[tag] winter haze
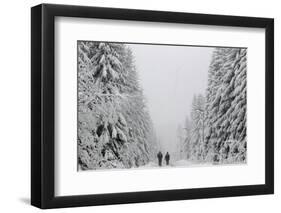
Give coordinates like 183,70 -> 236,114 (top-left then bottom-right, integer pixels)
129,44 -> 214,154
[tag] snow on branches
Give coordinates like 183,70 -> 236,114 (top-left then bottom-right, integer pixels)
180,48 -> 247,164
78,41 -> 158,170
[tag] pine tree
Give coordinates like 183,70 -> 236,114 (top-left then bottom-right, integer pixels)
177,124 -> 185,159
77,41 -> 158,170
183,116 -> 192,159
181,48 -> 247,165
204,48 -> 247,163
188,94 -> 206,161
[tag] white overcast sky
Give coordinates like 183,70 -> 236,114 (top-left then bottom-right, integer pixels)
128,44 -> 214,153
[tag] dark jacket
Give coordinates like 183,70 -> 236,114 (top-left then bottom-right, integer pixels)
157,152 -> 163,159
165,153 -> 170,161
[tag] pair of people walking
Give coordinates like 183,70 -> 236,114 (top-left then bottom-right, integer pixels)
157,151 -> 170,166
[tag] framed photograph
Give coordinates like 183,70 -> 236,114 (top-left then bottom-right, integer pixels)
31,3 -> 274,209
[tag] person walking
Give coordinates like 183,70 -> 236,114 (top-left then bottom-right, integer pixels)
157,151 -> 163,166
165,152 -> 170,165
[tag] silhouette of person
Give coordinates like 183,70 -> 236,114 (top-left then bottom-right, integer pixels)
165,152 -> 170,165
157,151 -> 163,166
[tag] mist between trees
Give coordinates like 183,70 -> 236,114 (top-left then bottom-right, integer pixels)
77,41 -> 247,171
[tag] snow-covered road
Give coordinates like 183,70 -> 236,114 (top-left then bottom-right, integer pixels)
139,160 -> 210,168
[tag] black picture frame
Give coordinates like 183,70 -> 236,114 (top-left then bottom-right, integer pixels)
31,3 -> 274,209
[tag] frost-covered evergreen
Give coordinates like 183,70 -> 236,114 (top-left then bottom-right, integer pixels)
180,48 -> 247,164
182,117 -> 192,159
78,41 -> 158,170
181,94 -> 206,162
204,48 -> 247,163
177,124 -> 185,160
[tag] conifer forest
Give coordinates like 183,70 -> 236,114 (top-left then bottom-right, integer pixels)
77,41 -> 247,171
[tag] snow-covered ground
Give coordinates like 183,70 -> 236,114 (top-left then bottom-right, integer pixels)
139,160 -> 211,169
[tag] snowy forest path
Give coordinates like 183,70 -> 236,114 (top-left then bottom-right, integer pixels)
138,160 -> 210,169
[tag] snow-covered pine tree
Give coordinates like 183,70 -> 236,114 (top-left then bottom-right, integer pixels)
184,94 -> 206,161
78,41 -> 127,169
78,41 -> 158,170
190,94 -> 206,161
204,48 -> 247,163
116,47 -> 158,167
182,116 -> 192,159
176,124 -> 185,160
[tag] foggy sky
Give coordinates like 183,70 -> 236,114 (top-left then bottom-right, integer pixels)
128,44 -> 214,153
